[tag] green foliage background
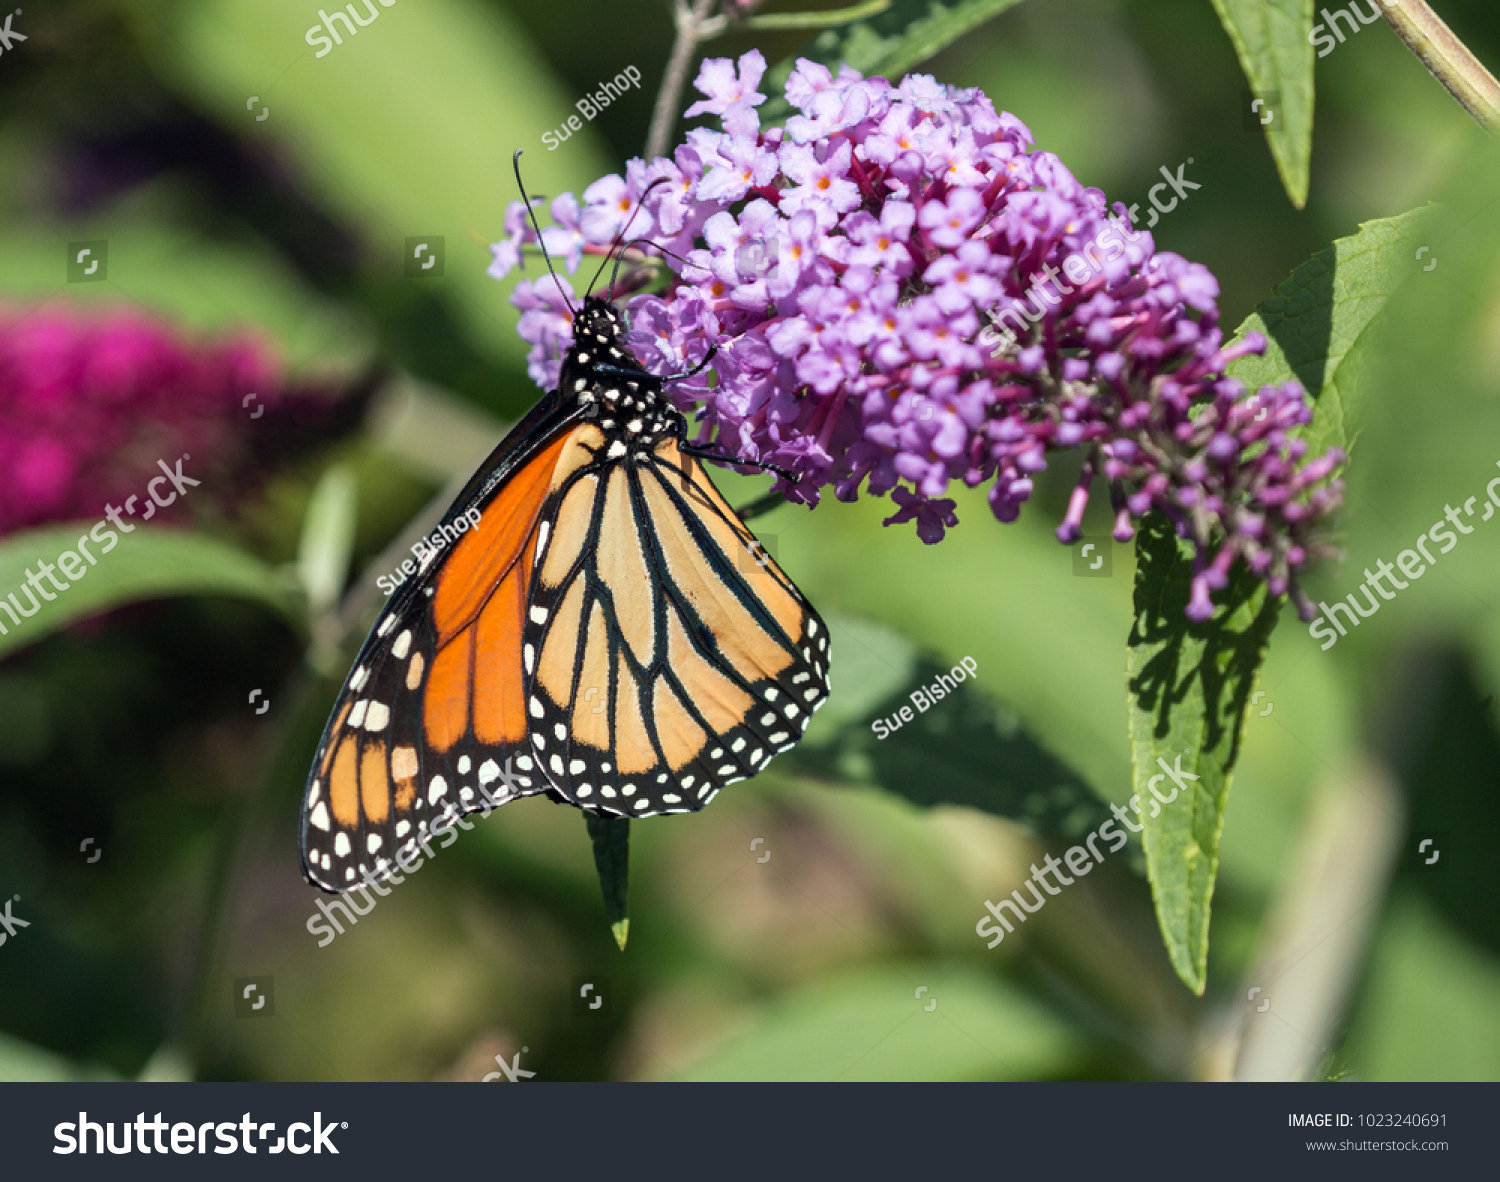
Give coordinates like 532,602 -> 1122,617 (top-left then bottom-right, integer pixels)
1,0 -> 1499,1081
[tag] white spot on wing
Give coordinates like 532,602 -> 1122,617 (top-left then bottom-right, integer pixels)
391,746 -> 418,780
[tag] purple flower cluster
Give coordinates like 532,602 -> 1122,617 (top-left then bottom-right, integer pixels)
489,53 -> 1343,619
0,304 -> 282,537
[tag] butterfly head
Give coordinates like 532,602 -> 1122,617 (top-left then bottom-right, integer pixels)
570,295 -> 629,358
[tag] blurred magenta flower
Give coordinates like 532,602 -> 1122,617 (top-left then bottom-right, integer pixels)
0,304 -> 283,537
489,53 -> 1344,620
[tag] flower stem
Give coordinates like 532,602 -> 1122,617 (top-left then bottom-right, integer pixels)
740,0 -> 892,31
1381,0 -> 1500,134
646,0 -> 720,161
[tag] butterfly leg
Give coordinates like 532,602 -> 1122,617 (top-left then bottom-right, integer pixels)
594,343 -> 717,386
675,433 -> 799,484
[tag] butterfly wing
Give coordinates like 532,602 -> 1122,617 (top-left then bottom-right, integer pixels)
302,309 -> 833,889
522,434 -> 831,816
300,395 -> 592,892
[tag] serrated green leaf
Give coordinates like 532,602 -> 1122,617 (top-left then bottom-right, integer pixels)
760,0 -> 1026,123
1127,514 -> 1282,993
1208,0 -> 1316,208
0,525 -> 299,659
1227,206 -> 1435,457
584,813 -> 630,950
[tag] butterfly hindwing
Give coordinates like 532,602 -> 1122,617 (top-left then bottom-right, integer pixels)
522,435 -> 830,816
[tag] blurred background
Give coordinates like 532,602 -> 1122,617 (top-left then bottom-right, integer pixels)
1,0 -> 1499,1082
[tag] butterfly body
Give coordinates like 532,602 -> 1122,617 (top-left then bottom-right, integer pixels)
300,295 -> 830,894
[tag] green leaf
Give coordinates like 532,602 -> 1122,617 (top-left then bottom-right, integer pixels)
0,225 -> 370,372
1226,206 -> 1435,456
297,463 -> 359,621
0,525 -> 299,660
1125,207 -> 1438,990
667,964 -> 1082,1081
1208,0 -> 1316,208
584,813 -> 630,950
790,615 -> 1130,856
710,477 -> 1135,814
1126,514 -> 1282,993
760,0 -> 1026,123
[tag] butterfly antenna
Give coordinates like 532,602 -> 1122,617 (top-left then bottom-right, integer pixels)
601,236 -> 704,302
512,149 -> 576,317
588,176 -> 675,300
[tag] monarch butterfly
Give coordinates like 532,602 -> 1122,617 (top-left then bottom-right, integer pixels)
299,161 -> 831,894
